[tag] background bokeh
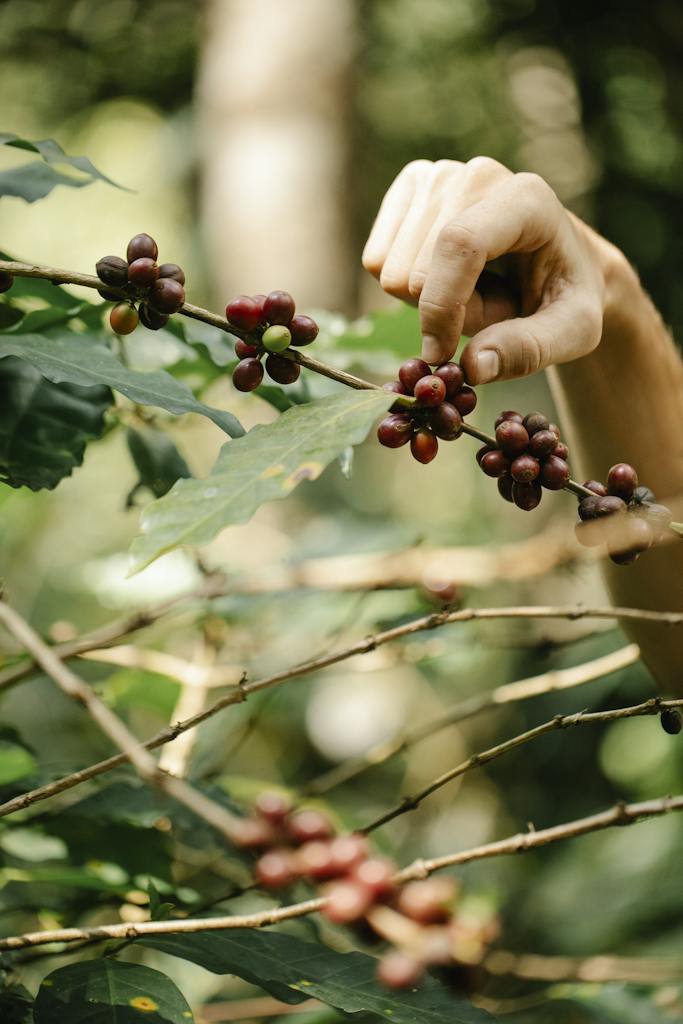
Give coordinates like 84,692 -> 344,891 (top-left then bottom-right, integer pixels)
1,1 -> 682,1020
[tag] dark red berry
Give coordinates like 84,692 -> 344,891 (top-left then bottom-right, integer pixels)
431,402 -> 463,440
399,358 -> 431,393
227,295 -> 262,332
547,422 -> 561,439
661,708 -> 682,735
452,386 -> 477,416
480,450 -> 510,478
96,255 -> 128,287
252,293 -> 267,319
322,880 -> 372,923
139,303 -> 169,331
554,442 -> 569,461
584,480 -> 608,497
266,353 -> 300,384
512,480 -> 542,510
595,495 -> 628,517
377,414 -> 413,448
376,951 -> 424,990
495,410 -> 523,428
607,463 -> 638,501
256,849 -> 297,888
382,380 -> 408,395
540,455 -> 570,490
351,857 -> 397,899
476,444 -> 494,465
578,496 -> 602,521
235,338 -> 260,359
289,314 -> 319,346
434,362 -> 465,398
495,420 -> 529,457
511,454 -> 540,483
264,290 -> 295,325
528,430 -> 559,459
522,411 -> 550,435
109,303 -> 139,335
150,278 -> 185,313
126,233 -> 158,262
287,809 -> 334,845
411,428 -> 438,464
233,357 -> 264,392
414,374 -> 447,407
158,262 -> 185,285
127,257 -> 159,288
255,791 -> 293,823
397,878 -> 456,924
497,475 -> 514,502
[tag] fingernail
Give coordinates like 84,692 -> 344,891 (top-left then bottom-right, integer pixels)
475,350 -> 500,383
421,335 -> 442,365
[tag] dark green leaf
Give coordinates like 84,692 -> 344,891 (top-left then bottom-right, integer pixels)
142,931 -> 492,1023
126,427 -> 192,501
0,333 -> 244,437
254,383 -> 295,412
0,356 -> 112,490
0,132 -> 127,190
129,390 -> 394,571
0,163 -> 94,203
0,304 -> 24,329
0,984 -> 33,1024
34,960 -> 193,1024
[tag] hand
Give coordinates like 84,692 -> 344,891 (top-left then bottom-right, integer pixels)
362,157 -> 612,381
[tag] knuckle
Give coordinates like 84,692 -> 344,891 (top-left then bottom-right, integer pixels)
379,266 -> 409,297
515,171 -> 555,206
408,271 -> 426,300
403,158 -> 433,180
437,221 -> 484,263
575,297 -> 603,346
466,155 -> 508,179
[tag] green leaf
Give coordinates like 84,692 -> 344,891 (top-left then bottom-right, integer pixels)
0,333 -> 244,437
126,427 -> 192,502
0,740 -> 37,784
34,960 -> 194,1024
0,132 -> 127,198
142,931 -> 492,1023
129,390 -> 394,571
0,304 -> 24,329
505,984 -> 679,1023
0,356 -> 112,490
337,305 -> 421,360
0,162 -> 92,203
0,984 -> 33,1024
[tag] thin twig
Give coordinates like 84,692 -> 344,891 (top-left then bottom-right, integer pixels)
483,948 -> 683,984
1,793 -> 681,951
305,643 -> 640,795
1,606 -> 681,820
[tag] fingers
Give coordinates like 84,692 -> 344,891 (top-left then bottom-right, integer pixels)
418,173 -> 564,363
362,161 -> 428,276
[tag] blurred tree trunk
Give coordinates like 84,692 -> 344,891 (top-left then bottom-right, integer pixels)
197,0 -> 356,312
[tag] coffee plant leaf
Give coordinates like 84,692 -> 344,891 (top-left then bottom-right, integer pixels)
0,356 -> 112,490
34,960 -> 194,1024
0,132 -> 127,196
126,426 -> 192,502
0,740 -> 37,786
0,983 -> 33,1024
142,930 -> 494,1023
0,332 -> 245,437
504,984 -> 678,1023
129,389 -> 395,571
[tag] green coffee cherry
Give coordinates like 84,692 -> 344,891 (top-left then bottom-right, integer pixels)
262,325 -> 291,353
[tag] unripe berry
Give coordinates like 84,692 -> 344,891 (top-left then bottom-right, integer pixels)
452,386 -> 477,416
495,420 -> 529,457
495,410 -> 523,428
584,480 -> 608,497
522,411 -> 550,435
396,878 -> 456,924
289,314 -> 319,346
139,303 -> 169,331
157,262 -> 185,285
109,303 -> 139,335
527,430 -> 559,459
414,374 -> 447,407
287,809 -> 334,845
540,455 -> 570,490
480,450 -> 510,478
127,257 -> 159,288
434,362 -> 465,398
264,290 -> 295,325
497,475 -> 514,502
377,414 -> 413,449
399,358 -> 431,393
512,480 -> 542,511
150,278 -> 185,313
376,951 -> 424,990
126,233 -> 158,262
510,454 -> 540,483
255,849 -> 297,889
266,353 -> 300,384
262,325 -> 292,353
255,790 -> 293,824
661,708 -> 682,735
96,255 -> 128,288
607,463 -> 638,501
227,295 -> 262,332
411,428 -> 438,464
351,856 -> 397,899
430,402 -> 463,440
233,357 -> 264,392
235,339 -> 260,360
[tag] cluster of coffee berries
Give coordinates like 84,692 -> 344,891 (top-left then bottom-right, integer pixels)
575,466 -> 672,565
377,358 -> 475,464
96,234 -> 186,336
226,291 -> 319,392
0,270 -> 14,294
235,790 -> 498,989
476,410 -> 570,511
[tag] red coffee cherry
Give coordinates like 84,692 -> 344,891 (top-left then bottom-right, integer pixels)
227,295 -> 262,332
296,840 -> 339,880
157,262 -> 185,285
522,411 -> 550,435
494,410 -> 523,427
527,429 -> 559,459
511,454 -> 540,483
452,386 -> 477,416
322,880 -> 373,923
252,293 -> 267,319
480,450 -> 510,478
431,402 -> 463,440
414,374 -> 447,407
495,420 -> 529,457
127,257 -> 159,288
233,357 -> 264,392
476,444 -> 494,465
376,951 -> 424,990
584,480 -> 608,496
127,233 -> 158,262
255,790 -> 293,824
434,362 -> 465,398
351,856 -> 397,899
411,428 -> 438,464
139,303 -> 169,331
328,834 -> 370,875
512,480 -> 542,510
554,442 -> 569,461
263,290 -> 295,325
547,422 -> 561,439
287,809 -> 334,845
383,380 -> 408,395
96,255 -> 128,288
607,463 -> 638,501
233,816 -> 276,849
497,475 -> 514,502
109,303 -> 139,335
396,878 -> 456,924
289,314 -> 319,346
255,849 -> 297,889
540,455 -> 570,490
594,495 -> 627,517
377,413 -> 413,448
265,353 -> 300,384
578,496 -> 602,521
150,278 -> 185,313
235,339 -> 260,359
399,358 -> 431,393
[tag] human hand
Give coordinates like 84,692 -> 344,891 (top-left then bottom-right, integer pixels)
362,158 -> 614,382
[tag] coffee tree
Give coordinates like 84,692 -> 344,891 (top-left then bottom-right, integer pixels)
1,134 -> 682,1023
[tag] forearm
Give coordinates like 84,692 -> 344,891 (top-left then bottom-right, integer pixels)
549,230 -> 683,693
